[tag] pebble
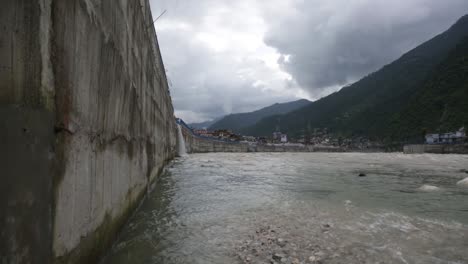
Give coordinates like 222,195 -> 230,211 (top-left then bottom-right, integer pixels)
273,253 -> 285,260
277,238 -> 287,247
236,225 -> 333,264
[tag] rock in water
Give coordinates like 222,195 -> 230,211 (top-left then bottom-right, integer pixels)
358,173 -> 366,177
457,177 -> 468,187
417,184 -> 441,191
273,253 -> 285,261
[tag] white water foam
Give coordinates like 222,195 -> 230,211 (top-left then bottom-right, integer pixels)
177,124 -> 187,156
417,184 -> 441,192
457,177 -> 468,187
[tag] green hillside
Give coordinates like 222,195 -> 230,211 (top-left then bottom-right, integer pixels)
387,37 -> 468,142
242,15 -> 468,144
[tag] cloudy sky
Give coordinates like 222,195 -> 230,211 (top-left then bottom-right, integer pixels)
149,0 -> 468,123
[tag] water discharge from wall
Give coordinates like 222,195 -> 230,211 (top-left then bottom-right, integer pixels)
177,124 -> 187,156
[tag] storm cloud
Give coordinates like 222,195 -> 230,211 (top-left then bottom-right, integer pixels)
265,0 -> 468,95
150,0 -> 468,122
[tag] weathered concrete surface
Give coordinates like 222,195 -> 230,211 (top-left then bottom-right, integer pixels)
183,133 -> 249,153
1,1 -> 55,263
1,0 -> 177,263
404,144 -> 468,154
1,107 -> 55,264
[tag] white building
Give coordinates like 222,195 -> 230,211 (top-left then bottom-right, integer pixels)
425,134 -> 439,144
273,131 -> 282,140
425,127 -> 466,144
280,134 -> 288,143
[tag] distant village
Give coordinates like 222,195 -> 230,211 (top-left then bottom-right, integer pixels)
188,123 -> 467,149
188,124 -> 384,150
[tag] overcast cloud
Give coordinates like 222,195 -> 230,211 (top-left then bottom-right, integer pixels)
150,0 -> 468,123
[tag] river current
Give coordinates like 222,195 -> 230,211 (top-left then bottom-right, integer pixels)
103,153 -> 468,264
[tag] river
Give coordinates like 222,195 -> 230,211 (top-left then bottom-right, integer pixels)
102,153 -> 468,264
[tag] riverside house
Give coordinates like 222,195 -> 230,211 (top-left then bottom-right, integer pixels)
425,127 -> 466,144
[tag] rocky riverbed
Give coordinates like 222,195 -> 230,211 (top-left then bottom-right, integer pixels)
233,205 -> 468,264
235,224 -> 337,264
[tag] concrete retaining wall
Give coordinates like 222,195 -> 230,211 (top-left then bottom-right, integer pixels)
404,144 -> 468,154
185,136 -> 250,153
180,128 -> 247,153
1,1 -> 177,263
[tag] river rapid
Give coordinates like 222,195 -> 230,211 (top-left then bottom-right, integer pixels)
103,153 -> 468,264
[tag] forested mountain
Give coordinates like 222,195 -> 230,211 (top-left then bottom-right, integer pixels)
209,99 -> 311,133
386,36 -> 468,142
242,15 -> 468,143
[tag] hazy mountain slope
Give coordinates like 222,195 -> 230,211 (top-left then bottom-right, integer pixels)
243,15 -> 468,141
209,99 -> 311,133
189,116 -> 224,129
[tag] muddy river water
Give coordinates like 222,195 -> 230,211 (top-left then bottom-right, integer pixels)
103,153 -> 468,264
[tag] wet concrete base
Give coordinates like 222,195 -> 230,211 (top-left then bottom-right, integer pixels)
0,106 -> 54,264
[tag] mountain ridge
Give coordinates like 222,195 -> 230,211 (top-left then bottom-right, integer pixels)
189,116 -> 224,129
209,99 -> 311,133
242,14 -> 468,143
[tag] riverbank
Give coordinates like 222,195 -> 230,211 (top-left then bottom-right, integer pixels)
177,122 -> 391,153
180,123 -> 468,154
404,144 -> 468,154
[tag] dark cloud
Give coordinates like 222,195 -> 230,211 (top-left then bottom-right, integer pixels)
150,0 -> 468,122
151,0 -> 303,122
264,0 -> 468,95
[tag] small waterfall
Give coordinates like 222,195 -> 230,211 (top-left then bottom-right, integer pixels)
177,124 -> 187,156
